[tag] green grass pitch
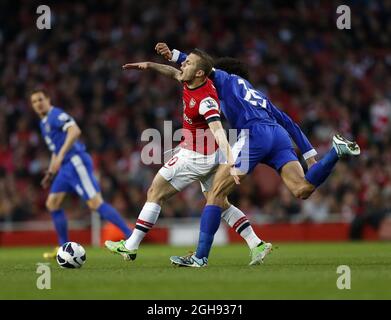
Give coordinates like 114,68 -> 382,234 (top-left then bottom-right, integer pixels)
0,243 -> 390,299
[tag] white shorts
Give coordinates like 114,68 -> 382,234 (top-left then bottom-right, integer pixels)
159,148 -> 219,192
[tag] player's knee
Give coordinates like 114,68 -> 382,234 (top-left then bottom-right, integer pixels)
147,185 -> 157,200
206,191 -> 226,207
87,196 -> 103,211
292,184 -> 314,200
210,180 -> 225,198
147,186 -> 165,205
46,197 -> 61,211
302,182 -> 315,199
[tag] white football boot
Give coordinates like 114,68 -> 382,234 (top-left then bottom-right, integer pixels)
332,134 -> 360,157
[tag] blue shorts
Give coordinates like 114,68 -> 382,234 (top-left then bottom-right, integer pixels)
50,152 -> 101,201
232,124 -> 298,174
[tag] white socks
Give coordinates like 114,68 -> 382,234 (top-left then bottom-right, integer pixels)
221,205 -> 262,249
125,203 -> 261,251
125,202 -> 161,250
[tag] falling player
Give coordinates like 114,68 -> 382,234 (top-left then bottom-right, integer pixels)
105,49 -> 243,261
156,43 -> 361,267
30,89 -> 132,258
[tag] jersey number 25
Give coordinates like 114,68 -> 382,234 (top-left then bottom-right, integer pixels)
238,79 -> 267,109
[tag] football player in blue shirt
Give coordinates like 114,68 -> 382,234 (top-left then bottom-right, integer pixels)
30,89 -> 132,258
156,43 -> 360,267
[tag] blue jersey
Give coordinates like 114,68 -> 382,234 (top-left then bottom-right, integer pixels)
39,107 -> 86,163
172,50 -> 316,160
213,70 -> 278,128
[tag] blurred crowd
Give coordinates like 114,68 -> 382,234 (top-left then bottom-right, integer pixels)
1,0 -> 390,225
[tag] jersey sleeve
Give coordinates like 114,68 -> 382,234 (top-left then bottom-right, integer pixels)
268,102 -> 317,159
51,109 -> 76,132
170,49 -> 187,65
199,97 -> 220,121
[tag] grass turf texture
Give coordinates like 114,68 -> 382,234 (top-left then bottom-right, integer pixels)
0,243 -> 390,299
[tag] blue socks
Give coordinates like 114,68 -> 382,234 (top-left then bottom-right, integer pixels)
195,205 -> 222,259
305,148 -> 339,187
51,203 -> 132,246
51,210 -> 68,245
97,202 -> 132,238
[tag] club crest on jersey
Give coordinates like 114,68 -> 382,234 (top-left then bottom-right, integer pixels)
189,98 -> 196,108
45,123 -> 51,133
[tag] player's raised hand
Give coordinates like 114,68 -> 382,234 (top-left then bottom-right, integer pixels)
122,62 -> 149,70
155,42 -> 172,60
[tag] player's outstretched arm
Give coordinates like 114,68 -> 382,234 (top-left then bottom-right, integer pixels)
122,62 -> 181,81
208,120 -> 240,185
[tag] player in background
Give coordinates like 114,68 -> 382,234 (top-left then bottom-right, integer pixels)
105,49 -> 244,261
30,89 -> 132,258
156,43 -> 360,267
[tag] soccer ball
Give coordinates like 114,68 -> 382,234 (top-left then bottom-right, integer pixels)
56,242 -> 86,269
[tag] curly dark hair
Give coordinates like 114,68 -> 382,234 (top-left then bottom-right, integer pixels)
214,57 -> 250,81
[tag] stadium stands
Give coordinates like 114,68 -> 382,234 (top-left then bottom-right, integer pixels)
0,0 -> 390,228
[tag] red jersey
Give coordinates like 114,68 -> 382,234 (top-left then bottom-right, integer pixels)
181,78 -> 221,155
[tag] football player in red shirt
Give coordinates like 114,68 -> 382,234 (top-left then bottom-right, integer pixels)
105,49 -> 245,261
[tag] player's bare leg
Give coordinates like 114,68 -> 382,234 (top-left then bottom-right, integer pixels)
86,193 -> 104,210
171,165 -> 272,267
105,173 -> 178,260
206,165 -> 264,255
144,173 -> 179,206
206,193 -> 266,262
206,165 -> 244,207
44,192 -> 67,259
281,134 -> 360,200
206,165 -> 272,265
280,161 -> 315,200
203,190 -> 264,246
